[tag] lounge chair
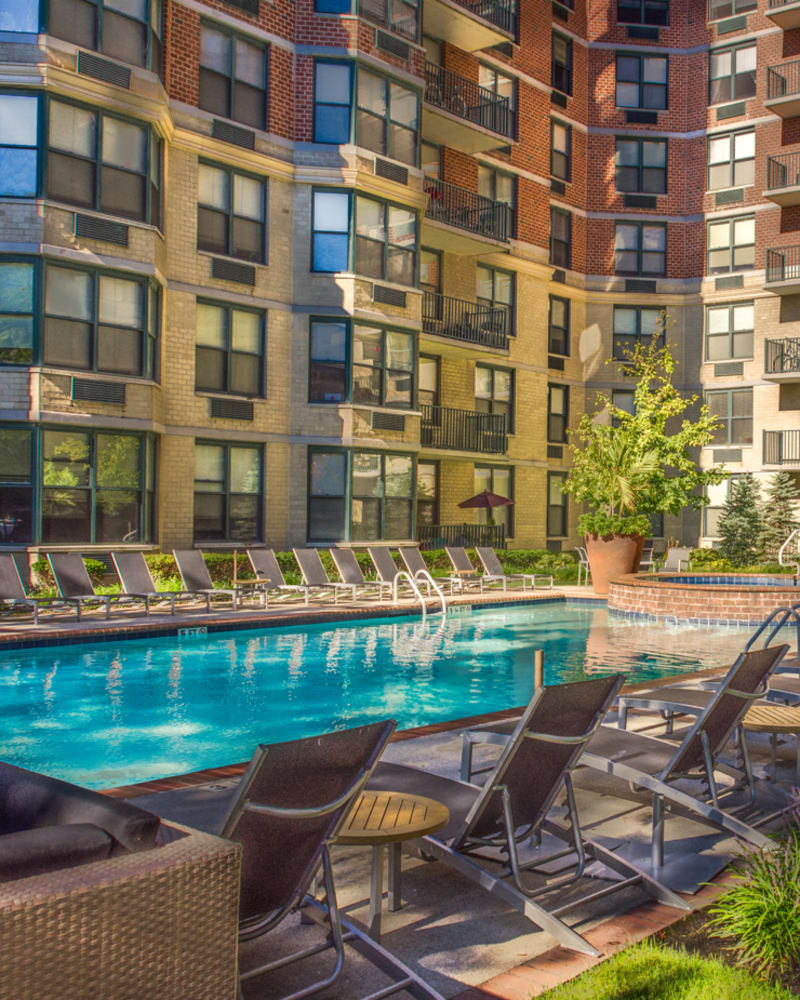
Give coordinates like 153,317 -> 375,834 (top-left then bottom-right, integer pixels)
446,546 -> 497,591
660,546 -> 692,572
367,547 -> 402,588
398,546 -> 456,597
0,553 -> 65,625
293,548 -> 358,604
476,547 -> 553,590
47,552 -> 146,620
330,548 -> 394,601
461,644 -> 790,884
172,550 -> 238,611
128,721 -> 443,999
111,551 -> 192,615
245,548 -> 314,605
366,674 -> 687,957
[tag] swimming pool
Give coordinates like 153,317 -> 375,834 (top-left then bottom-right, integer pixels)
0,603 -> 752,789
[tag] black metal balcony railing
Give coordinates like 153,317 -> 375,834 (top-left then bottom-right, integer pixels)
424,62 -> 515,139
767,60 -> 800,100
421,403 -> 507,453
766,245 -> 800,283
765,337 -> 800,374
424,177 -> 510,242
451,0 -> 517,33
416,522 -> 506,549
766,151 -> 800,190
764,429 -> 800,465
422,291 -> 509,349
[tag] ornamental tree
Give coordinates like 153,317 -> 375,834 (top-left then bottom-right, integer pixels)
718,473 -> 763,566
760,471 -> 800,561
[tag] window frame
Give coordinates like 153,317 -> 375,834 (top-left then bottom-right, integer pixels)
612,305 -> 665,359
45,0 -> 163,73
193,439 -> 264,543
547,382 -> 569,443
547,470 -> 568,538
476,264 -> 515,338
416,458 -> 439,530
548,295 -> 570,357
706,214 -> 755,274
0,255 -> 39,367
706,128 -> 755,192
552,32 -> 573,96
477,163 -> 516,237
615,52 -> 668,110
550,206 -> 571,269
617,0 -> 669,25
708,42 -> 756,106
199,20 -> 269,132
613,220 -> 667,277
704,301 -> 754,362
550,118 -> 571,182
0,423 -> 35,547
357,0 -> 420,42
705,388 -> 753,447
312,59 -> 353,145
355,65 -> 420,166
197,159 -> 267,264
474,464 -> 514,538
708,0 -> 756,20
194,298 -> 266,398
614,136 -> 667,194
475,363 -> 514,433
0,91 -> 41,198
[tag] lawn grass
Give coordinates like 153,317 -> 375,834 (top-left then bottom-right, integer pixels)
540,940 -> 795,1000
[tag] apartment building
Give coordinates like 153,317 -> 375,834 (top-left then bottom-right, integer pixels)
0,0 -> 797,560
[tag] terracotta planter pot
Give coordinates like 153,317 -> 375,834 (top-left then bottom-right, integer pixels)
585,532 -> 643,595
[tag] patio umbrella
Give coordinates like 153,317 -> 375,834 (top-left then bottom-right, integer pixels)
458,490 -> 514,526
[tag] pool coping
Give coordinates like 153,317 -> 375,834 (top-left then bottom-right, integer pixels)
613,571 -> 800,593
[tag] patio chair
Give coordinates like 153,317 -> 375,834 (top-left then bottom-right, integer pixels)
365,674 -> 687,957
461,644 -> 790,882
639,547 -> 656,572
47,552 -> 146,621
111,552 -> 197,615
293,548 -> 358,604
245,548 -> 315,606
574,546 -> 591,587
446,546 -> 496,591
660,546 -> 692,572
129,722 -> 444,999
0,553 -> 66,625
398,546 -> 457,597
172,550 -> 238,611
329,548 -> 394,602
367,547 -> 402,587
476,547 -> 554,590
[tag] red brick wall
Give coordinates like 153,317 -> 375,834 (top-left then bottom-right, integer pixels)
609,575 -> 794,623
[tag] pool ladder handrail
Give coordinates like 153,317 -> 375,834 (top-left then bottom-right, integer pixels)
392,570 -> 427,621
778,528 -> 800,578
411,569 -> 447,616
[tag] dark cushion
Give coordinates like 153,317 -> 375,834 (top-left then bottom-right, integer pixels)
0,823 -> 113,882
0,761 -> 160,854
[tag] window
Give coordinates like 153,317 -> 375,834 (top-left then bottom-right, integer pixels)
314,62 -> 352,144
552,33 -> 572,95
355,196 -> 416,285
41,429 -> 155,543
420,248 -> 441,295
352,325 -> 415,408
0,94 -> 38,197
615,137 -> 667,194
614,222 -> 666,276
312,190 -> 350,272
419,355 -> 439,407
47,0 -> 162,71
359,0 -> 419,41
478,165 -> 516,235
0,426 -> 34,545
548,295 -> 570,356
611,389 -> 635,426
475,465 -> 513,537
550,207 -> 571,268
0,2 -> 38,31
316,0 -> 350,10
0,260 -> 35,365
194,441 -> 263,542
709,0 -> 755,19
198,162 -> 266,263
706,388 -> 753,445
479,64 -> 516,111
551,120 -> 571,181
196,301 -> 265,396
308,450 -> 347,541
309,319 -> 347,403
416,460 -> 438,529
615,54 -> 668,110
48,100 -> 161,223
352,452 -> 413,540
547,383 -> 569,442
703,478 -> 731,537
42,263 -> 159,377
707,130 -> 754,190
706,302 -> 753,361
477,265 -> 514,337
709,44 -> 756,105
613,306 -> 664,358
356,69 -> 419,165
420,141 -> 441,178
547,471 -> 567,537
199,24 -> 268,130
475,365 -> 513,430
707,216 -> 754,273
618,0 -> 668,24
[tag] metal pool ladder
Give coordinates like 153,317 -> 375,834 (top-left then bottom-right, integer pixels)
779,529 -> 800,578
392,571 -> 447,618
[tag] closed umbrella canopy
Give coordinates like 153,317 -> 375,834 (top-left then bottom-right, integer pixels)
458,490 -> 514,510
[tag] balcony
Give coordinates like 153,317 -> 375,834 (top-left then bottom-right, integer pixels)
764,429 -> 800,465
765,60 -> 800,117
423,63 -> 515,154
423,177 -> 511,253
766,0 -> 800,28
421,404 -> 508,454
765,245 -> 800,293
423,0 -> 515,52
764,152 -> 800,205
417,522 -> 506,549
422,291 -> 509,351
765,337 -> 800,379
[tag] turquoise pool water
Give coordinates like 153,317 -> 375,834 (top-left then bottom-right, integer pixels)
0,604 -> 752,789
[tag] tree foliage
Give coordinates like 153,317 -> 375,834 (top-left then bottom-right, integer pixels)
717,474 -> 763,566
760,472 -> 800,561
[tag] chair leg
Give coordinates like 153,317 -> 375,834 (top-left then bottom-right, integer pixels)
651,793 -> 665,870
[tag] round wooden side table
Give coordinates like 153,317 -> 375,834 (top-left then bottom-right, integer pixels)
743,703 -> 800,781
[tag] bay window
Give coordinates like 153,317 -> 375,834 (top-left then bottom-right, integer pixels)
0,94 -> 38,197
47,0 -> 163,72
357,69 -> 418,165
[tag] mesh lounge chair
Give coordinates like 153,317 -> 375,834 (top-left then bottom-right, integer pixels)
476,547 -> 553,590
462,645 -> 790,884
366,674 -> 687,957
0,553 -> 71,625
660,546 -> 692,572
245,548 -> 315,605
293,548 -> 358,604
446,546 -> 497,591
330,549 -> 394,602
129,722 -> 443,1000
111,552 -> 188,615
48,552 -> 147,621
398,546 -> 457,597
367,547 -> 402,587
173,550 -> 238,611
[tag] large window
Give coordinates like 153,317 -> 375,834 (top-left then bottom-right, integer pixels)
614,222 -> 666,276
706,388 -> 753,446
0,426 -> 34,545
475,365 -> 513,430
709,43 -> 756,105
41,428 -> 155,543
615,137 -> 667,194
709,0 -> 755,19
618,0 -> 668,24
193,441 -> 263,542
475,465 -> 512,537
311,191 -> 350,272
707,216 -> 754,273
707,129 -> 754,191
547,471 -> 567,537
308,450 -> 347,542
0,94 -> 38,197
550,207 -> 571,268
195,301 -> 265,396
552,33 -> 572,96
613,306 -> 663,358
547,383 -> 569,443
416,460 -> 438,529
199,24 -> 268,130
48,99 -> 162,223
198,162 -> 266,263
356,68 -> 419,165
548,295 -> 570,356
477,265 -> 514,338
309,319 -> 347,403
615,54 -> 668,110
705,302 -> 753,361
313,62 -> 352,143
47,0 -> 162,71
551,119 -> 571,181
0,260 -> 36,365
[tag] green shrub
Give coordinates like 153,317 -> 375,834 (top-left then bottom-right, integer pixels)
689,548 -> 734,572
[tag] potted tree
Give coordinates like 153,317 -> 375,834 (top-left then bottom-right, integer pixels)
564,341 -> 726,594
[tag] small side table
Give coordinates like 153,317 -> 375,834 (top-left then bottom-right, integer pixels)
743,703 -> 800,781
335,790 -> 449,939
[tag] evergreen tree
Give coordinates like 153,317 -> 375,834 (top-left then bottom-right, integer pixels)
760,472 -> 800,561
718,474 -> 763,567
